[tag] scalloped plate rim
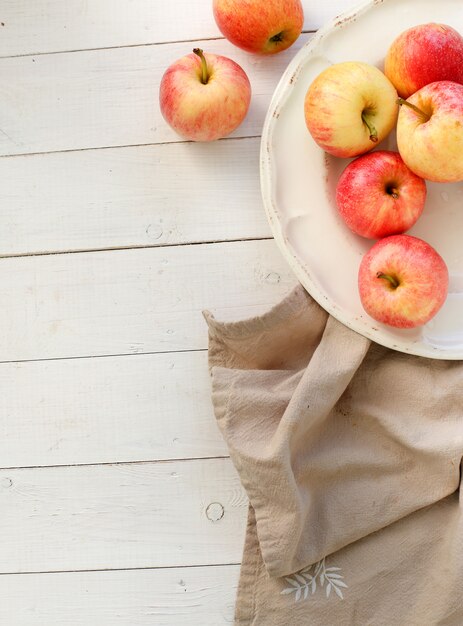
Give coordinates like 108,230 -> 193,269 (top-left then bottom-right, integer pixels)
260,0 -> 463,360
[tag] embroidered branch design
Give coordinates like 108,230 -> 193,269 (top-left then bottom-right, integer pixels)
281,557 -> 348,601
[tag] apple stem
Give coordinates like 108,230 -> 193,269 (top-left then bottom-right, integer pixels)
377,272 -> 400,289
361,112 -> 378,143
387,187 -> 399,199
193,48 -> 209,85
397,98 -> 430,122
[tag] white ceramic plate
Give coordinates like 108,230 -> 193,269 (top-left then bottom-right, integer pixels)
261,0 -> 463,359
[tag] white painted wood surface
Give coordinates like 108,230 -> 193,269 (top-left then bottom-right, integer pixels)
0,0 -> 351,623
0,138 -> 269,255
0,240 -> 294,362
0,351 -> 228,467
0,566 -> 240,625
0,459 -> 247,573
0,36 -> 310,156
0,0 -> 354,56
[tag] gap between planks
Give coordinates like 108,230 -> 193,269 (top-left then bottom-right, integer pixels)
0,30 -> 316,61
0,133 -> 261,160
0,346 -> 205,366
0,455 -> 231,473
0,236 -> 272,261
0,562 -> 241,577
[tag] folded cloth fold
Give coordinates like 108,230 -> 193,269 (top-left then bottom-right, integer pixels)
204,285 -> 463,625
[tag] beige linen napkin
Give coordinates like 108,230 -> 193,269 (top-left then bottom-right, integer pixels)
204,285 -> 463,625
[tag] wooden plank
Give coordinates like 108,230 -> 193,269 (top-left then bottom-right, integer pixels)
0,459 -> 247,572
0,565 -> 239,626
0,240 -> 295,362
0,351 -> 229,468
0,35 -> 311,156
0,138 -> 269,256
0,0 -> 356,57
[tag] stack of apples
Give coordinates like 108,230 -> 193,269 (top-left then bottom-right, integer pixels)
305,23 -> 463,329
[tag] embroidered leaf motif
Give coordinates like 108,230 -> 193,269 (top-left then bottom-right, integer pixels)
314,561 -> 323,577
280,557 -> 347,603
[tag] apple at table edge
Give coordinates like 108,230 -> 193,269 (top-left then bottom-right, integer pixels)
213,0 -> 304,54
159,48 -> 251,142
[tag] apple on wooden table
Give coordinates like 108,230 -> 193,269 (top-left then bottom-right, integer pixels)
304,62 -> 398,158
159,48 -> 251,142
213,0 -> 304,54
336,151 -> 427,239
385,23 -> 463,99
396,81 -> 463,182
358,235 -> 449,329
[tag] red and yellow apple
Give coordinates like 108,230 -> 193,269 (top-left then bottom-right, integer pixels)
159,48 -> 251,142
385,23 -> 463,99
358,235 -> 449,328
304,62 -> 398,158
396,80 -> 463,182
336,151 -> 426,239
213,0 -> 303,54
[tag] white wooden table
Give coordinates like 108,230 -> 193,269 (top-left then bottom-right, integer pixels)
0,1 -> 353,623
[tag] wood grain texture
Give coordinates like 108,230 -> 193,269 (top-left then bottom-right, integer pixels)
0,565 -> 239,625
0,0 -> 356,57
0,239 -> 295,362
0,35 -> 311,156
0,138 -> 268,256
0,458 -> 247,573
0,351 -> 228,468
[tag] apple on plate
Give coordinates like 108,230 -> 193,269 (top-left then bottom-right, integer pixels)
213,0 -> 303,54
304,62 -> 398,158
358,234 -> 449,328
336,151 -> 427,239
385,23 -> 463,99
159,48 -> 251,142
396,80 -> 463,182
